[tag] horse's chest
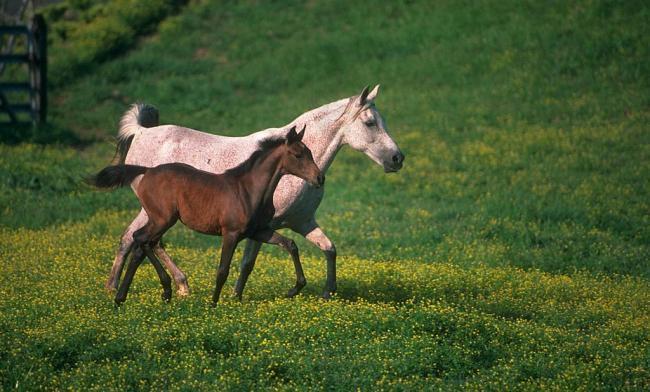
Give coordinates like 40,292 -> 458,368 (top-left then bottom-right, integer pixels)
271,185 -> 324,228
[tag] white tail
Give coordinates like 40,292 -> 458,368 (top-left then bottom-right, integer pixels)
117,103 -> 159,142
115,103 -> 159,164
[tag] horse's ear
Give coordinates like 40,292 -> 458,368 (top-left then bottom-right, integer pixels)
357,85 -> 370,106
366,84 -> 380,102
297,124 -> 306,141
286,126 -> 298,144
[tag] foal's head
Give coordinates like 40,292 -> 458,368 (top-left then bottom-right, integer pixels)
280,125 -> 324,188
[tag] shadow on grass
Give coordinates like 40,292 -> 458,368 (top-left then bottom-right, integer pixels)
0,122 -> 89,146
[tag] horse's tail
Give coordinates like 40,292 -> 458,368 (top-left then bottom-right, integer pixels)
115,103 -> 159,164
86,165 -> 149,190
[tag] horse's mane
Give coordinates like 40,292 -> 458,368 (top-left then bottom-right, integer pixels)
223,136 -> 286,177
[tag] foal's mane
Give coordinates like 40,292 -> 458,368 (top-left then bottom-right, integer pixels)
223,136 -> 286,177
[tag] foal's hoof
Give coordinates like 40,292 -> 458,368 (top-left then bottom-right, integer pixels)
287,284 -> 305,298
161,291 -> 172,303
322,291 -> 336,300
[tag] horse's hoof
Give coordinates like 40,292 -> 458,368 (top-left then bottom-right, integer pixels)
176,285 -> 190,297
287,287 -> 301,298
322,291 -> 336,300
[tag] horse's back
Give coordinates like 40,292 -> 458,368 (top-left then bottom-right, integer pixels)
126,125 -> 261,173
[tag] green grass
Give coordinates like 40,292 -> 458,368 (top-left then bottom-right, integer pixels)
1,0 -> 649,389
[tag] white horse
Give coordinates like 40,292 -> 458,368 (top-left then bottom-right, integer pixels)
108,85 -> 404,299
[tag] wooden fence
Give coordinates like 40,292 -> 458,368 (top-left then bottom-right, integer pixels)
0,14 -> 47,125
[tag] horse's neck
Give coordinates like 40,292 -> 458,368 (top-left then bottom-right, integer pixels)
239,148 -> 284,210
290,98 -> 349,173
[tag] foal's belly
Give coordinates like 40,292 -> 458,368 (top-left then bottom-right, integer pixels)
179,215 -> 223,236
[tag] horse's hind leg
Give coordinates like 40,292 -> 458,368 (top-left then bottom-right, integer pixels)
251,229 -> 306,298
106,208 -> 148,292
154,241 -> 190,296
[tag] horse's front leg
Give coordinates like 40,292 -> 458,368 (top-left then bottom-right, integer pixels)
212,232 -> 239,306
251,228 -> 306,298
295,220 -> 337,299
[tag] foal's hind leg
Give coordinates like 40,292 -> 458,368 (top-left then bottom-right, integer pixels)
142,242 -> 173,302
133,219 -> 175,302
107,208 -> 190,296
251,229 -> 306,298
106,208 -> 147,292
115,246 -> 145,305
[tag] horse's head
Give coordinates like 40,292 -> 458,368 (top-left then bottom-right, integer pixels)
339,85 -> 404,173
281,125 -> 325,188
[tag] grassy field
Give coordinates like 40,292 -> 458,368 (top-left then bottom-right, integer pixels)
1,0 -> 649,389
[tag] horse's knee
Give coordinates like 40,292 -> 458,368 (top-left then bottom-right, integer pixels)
283,239 -> 298,255
323,243 -> 336,259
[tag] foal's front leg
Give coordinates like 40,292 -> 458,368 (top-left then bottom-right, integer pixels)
212,232 -> 240,306
250,228 -> 306,298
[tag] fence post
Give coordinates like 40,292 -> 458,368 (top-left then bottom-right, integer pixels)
30,14 -> 46,124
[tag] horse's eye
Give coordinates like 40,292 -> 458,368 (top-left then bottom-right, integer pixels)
365,119 -> 376,127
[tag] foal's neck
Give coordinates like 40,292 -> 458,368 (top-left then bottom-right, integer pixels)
238,147 -> 285,209
290,98 -> 348,173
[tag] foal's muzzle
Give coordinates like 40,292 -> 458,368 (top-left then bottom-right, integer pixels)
316,173 -> 326,188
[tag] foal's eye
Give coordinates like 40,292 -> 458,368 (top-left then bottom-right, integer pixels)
294,153 -> 303,159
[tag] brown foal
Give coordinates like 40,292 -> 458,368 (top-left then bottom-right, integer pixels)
89,126 -> 324,305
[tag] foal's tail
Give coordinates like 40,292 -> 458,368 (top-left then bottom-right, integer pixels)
114,103 -> 159,164
86,165 -> 149,190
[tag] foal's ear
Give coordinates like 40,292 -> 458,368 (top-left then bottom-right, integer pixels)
286,125 -> 298,144
296,124 -> 306,141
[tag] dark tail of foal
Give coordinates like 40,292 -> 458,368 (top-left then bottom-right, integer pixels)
87,165 -> 148,189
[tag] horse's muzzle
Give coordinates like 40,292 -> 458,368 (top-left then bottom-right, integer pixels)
385,152 -> 405,172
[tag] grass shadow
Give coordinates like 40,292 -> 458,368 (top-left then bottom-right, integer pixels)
0,122 -> 88,146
